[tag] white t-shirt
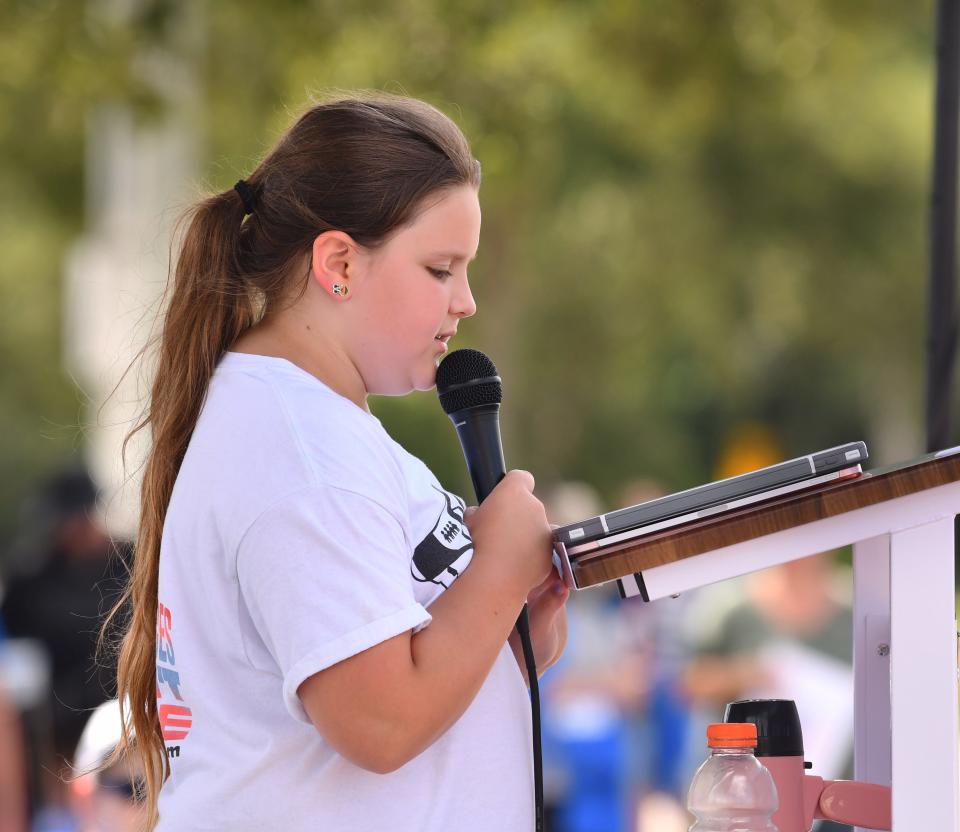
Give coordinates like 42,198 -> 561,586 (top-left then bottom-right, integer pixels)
155,351 -> 533,831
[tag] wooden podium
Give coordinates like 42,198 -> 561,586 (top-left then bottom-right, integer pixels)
558,451 -> 960,831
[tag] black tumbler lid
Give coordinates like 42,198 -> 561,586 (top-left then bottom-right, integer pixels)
723,699 -> 804,758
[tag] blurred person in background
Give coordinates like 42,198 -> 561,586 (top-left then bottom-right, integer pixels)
0,463 -> 132,823
678,555 -> 854,832
68,699 -> 144,832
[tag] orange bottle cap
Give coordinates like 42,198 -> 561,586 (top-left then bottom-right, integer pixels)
707,722 -> 758,748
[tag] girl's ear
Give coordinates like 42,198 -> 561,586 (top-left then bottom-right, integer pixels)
310,231 -> 358,297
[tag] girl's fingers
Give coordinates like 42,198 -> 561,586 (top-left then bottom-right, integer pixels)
530,574 -> 568,609
527,573 -> 558,604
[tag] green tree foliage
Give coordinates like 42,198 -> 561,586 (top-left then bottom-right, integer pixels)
0,0 -> 938,551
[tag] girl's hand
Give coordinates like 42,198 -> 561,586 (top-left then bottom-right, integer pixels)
466,505 -> 569,684
518,570 -> 569,673
461,473 -> 555,598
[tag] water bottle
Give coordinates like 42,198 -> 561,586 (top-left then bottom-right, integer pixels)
687,722 -> 779,832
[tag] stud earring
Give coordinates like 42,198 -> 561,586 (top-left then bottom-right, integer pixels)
332,283 -> 349,297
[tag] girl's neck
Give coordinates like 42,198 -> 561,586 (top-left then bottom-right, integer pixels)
231,319 -> 371,414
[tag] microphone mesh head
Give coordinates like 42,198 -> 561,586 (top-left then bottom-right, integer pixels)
436,348 -> 502,414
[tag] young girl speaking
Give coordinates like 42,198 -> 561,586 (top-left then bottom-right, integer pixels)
106,92 -> 569,830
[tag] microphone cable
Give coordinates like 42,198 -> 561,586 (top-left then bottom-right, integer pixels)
515,605 -> 544,832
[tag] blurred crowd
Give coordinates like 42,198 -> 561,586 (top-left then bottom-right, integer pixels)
0,454 -> 854,832
0,461 -> 141,832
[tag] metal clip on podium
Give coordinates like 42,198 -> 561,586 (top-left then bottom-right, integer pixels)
556,451 -> 960,831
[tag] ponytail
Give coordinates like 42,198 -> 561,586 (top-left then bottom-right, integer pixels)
98,186 -> 255,829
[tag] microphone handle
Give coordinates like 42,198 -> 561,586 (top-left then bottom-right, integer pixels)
448,404 -> 506,502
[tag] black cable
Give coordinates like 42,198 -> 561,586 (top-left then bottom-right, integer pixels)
515,606 -> 543,832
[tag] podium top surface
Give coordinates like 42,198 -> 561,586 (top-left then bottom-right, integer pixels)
571,449 -> 960,589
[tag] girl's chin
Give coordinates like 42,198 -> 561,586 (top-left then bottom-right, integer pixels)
423,357 -> 444,389
373,354 -> 441,396
409,346 -> 448,393
418,366 -> 439,392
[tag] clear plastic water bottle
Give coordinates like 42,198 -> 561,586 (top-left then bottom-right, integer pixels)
687,722 -> 779,832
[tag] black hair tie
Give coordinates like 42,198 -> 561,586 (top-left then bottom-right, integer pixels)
234,179 -> 256,215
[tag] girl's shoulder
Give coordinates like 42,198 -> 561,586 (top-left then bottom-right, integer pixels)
209,351 -> 406,492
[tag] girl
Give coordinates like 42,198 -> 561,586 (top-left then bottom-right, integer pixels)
104,92 -> 569,830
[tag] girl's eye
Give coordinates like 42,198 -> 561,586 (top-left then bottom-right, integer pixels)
428,267 -> 453,280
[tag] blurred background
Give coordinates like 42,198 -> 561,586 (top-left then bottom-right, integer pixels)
0,0 -> 952,830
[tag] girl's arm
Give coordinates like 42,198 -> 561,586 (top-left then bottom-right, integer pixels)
299,469 -> 553,774
298,545 -> 530,774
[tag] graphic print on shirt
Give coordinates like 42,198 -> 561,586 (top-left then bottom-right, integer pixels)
156,601 -> 192,761
411,486 -> 473,589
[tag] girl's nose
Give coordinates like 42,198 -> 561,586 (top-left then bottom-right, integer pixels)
453,277 -> 477,319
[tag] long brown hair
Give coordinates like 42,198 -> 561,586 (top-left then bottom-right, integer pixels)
99,91 -> 481,829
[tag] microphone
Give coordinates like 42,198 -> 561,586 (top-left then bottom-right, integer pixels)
435,348 -> 506,502
435,347 -> 545,832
